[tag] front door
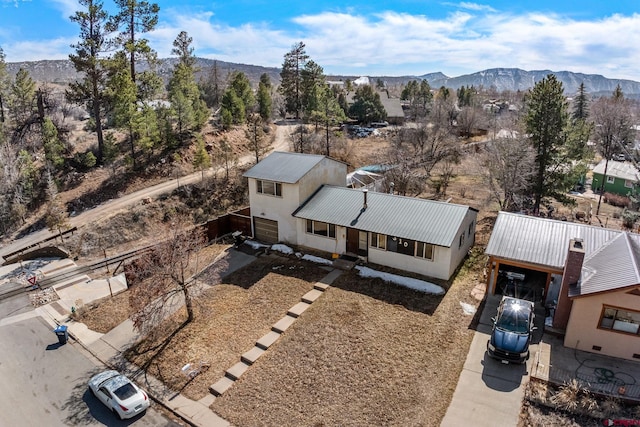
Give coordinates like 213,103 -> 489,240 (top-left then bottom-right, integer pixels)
346,228 -> 359,254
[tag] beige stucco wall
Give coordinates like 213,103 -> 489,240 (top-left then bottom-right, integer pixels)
295,224 -> 347,255
248,180 -> 299,243
368,244 -> 451,280
565,289 -> 640,361
297,158 -> 347,203
447,210 -> 478,278
248,157 -> 346,244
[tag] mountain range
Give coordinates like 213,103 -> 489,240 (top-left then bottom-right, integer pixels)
6,58 -> 640,97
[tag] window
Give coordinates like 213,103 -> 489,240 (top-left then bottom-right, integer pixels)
256,180 -> 282,197
416,242 -> 434,260
459,233 -> 465,248
625,180 -> 634,189
370,232 -> 386,249
468,221 -> 474,237
606,176 -> 615,184
386,236 -> 415,256
599,306 -> 640,335
305,220 -> 336,238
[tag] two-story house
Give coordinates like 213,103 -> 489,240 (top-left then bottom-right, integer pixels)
243,152 -> 478,281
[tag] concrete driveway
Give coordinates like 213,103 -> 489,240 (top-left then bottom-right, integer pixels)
441,294 -> 546,427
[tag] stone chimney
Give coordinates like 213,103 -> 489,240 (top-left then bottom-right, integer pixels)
553,238 -> 585,330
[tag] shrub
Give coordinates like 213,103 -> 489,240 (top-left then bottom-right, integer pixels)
603,192 -> 630,208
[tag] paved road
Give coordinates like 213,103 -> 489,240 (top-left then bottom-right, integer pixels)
0,296 -> 177,427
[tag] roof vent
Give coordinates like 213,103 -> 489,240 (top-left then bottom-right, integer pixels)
362,189 -> 368,210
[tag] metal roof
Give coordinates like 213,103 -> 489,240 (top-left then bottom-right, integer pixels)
243,152 -> 329,184
592,159 -> 639,181
293,186 -> 476,247
570,232 -> 640,297
485,212 -> 623,270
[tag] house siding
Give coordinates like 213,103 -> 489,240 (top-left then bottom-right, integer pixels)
592,172 -> 634,197
565,290 -> 640,361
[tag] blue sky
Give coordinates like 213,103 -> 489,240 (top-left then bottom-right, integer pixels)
1,0 -> 639,80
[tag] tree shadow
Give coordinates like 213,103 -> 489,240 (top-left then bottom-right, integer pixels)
329,268 -> 445,316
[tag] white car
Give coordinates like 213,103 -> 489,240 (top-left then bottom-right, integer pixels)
88,370 -> 150,420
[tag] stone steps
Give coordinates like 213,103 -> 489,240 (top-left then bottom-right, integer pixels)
208,267 -> 343,397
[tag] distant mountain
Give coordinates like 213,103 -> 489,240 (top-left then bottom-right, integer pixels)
420,68 -> 640,97
6,59 -> 640,96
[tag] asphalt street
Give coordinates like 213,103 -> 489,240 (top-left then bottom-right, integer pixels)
0,294 -> 178,427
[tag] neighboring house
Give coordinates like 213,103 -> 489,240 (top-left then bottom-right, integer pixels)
591,159 -> 639,197
243,152 -> 347,244
485,211 -> 640,361
244,152 -> 478,281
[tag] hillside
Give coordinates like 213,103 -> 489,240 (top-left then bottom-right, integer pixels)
7,59 -> 640,96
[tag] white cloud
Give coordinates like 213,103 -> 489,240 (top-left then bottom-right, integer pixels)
3,6 -> 640,81
48,0 -> 78,19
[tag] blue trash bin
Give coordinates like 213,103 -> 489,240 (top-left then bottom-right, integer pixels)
54,325 -> 68,345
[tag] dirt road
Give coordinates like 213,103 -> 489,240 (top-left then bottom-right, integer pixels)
0,122 -> 298,260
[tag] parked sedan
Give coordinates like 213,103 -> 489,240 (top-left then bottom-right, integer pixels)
88,370 -> 150,420
487,296 -> 535,364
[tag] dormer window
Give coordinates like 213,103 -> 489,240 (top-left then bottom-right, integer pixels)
257,180 -> 282,197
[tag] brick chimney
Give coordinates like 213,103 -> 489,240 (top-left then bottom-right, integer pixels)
553,238 -> 585,329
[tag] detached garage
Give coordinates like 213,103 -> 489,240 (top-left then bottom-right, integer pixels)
253,217 -> 279,244
485,212 -> 621,306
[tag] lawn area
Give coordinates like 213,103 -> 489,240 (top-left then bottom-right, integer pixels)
77,246 -> 485,426
124,254 -> 330,401
210,253 -> 483,426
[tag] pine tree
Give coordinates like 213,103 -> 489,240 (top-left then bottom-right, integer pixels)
572,82 -> 589,121
524,74 -> 583,212
349,85 -> 387,123
67,0 -> 110,164
110,0 -> 159,83
279,42 -> 308,119
257,73 -> 272,122
192,136 -> 211,181
42,118 -> 65,170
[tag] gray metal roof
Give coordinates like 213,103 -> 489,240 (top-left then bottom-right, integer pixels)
485,212 -> 623,270
243,152 -> 328,183
570,232 -> 640,297
592,159 -> 639,181
293,186 -> 476,247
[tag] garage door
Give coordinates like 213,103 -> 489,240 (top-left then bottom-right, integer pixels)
254,217 -> 279,243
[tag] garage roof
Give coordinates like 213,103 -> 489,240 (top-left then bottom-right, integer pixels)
243,152 -> 332,184
293,185 -> 477,247
485,212 -> 622,270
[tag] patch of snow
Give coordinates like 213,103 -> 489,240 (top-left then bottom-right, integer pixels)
301,254 -> 333,266
271,244 -> 294,255
355,266 -> 445,295
245,240 -> 269,250
460,301 -> 476,315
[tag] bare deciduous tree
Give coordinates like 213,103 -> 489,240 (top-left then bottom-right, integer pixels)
484,136 -> 536,211
128,221 -> 207,334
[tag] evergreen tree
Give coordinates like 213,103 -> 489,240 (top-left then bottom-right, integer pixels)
257,73 -> 272,122
349,85 -> 387,123
572,82 -> 589,121
106,54 -> 139,168
110,0 -> 159,83
10,68 -> 37,126
0,48 -> 10,124
42,118 -> 65,170
199,60 -> 222,108
220,71 -> 254,125
524,74 -> 585,212
301,60 -> 325,119
279,42 -> 308,119
67,0 -> 110,164
192,135 -> 211,180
